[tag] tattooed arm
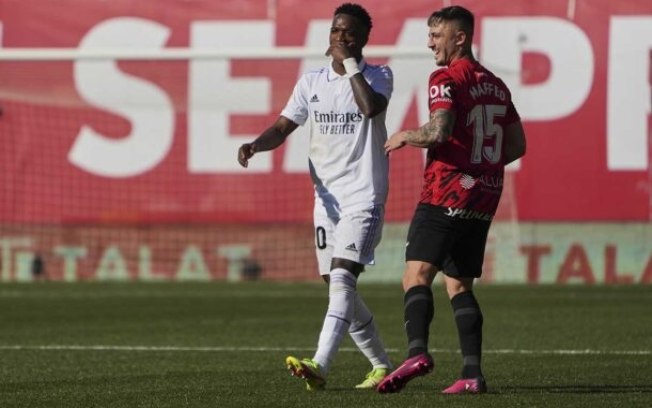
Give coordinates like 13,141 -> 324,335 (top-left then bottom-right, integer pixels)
385,108 -> 455,153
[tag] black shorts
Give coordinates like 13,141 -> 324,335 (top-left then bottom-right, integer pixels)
405,203 -> 491,278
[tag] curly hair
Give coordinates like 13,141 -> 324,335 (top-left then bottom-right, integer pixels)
334,3 -> 373,34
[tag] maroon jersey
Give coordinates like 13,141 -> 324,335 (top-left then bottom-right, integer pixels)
421,58 -> 520,217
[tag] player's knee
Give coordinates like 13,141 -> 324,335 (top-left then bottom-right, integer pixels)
329,268 -> 357,295
445,277 -> 474,299
402,262 -> 437,291
331,257 -> 363,276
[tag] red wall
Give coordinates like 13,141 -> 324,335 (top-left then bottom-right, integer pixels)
1,0 -> 650,223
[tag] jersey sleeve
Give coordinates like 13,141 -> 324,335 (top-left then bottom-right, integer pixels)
368,65 -> 393,101
428,70 -> 455,112
497,77 -> 520,125
280,74 -> 310,126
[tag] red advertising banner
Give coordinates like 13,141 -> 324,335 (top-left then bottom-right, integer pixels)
1,0 -> 651,223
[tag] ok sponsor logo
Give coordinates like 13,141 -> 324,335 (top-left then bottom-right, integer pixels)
429,84 -> 452,99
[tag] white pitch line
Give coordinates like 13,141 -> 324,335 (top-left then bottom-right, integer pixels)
0,345 -> 649,356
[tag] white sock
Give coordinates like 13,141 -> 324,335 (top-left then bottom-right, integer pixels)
313,268 -> 357,375
349,292 -> 392,370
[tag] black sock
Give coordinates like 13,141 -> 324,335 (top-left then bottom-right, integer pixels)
451,291 -> 483,378
404,285 -> 434,358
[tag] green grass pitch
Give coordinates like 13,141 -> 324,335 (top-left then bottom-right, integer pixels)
1,282 -> 650,407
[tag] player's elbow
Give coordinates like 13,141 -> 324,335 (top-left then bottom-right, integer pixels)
423,134 -> 447,149
359,94 -> 388,118
513,138 -> 526,159
503,139 -> 526,165
504,121 -> 526,162
360,105 -> 384,118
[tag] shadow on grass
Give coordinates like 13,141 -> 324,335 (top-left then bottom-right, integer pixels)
498,384 -> 652,394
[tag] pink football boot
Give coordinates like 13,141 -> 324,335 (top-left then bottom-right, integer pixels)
376,353 -> 434,393
442,377 -> 487,394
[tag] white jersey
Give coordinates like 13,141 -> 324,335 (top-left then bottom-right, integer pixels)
281,59 -> 393,212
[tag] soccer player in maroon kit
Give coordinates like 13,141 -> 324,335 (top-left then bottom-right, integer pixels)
377,6 -> 526,394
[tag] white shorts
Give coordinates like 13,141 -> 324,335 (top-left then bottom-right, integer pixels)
313,202 -> 385,276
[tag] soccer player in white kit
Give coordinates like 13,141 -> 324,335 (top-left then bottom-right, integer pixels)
237,3 -> 393,391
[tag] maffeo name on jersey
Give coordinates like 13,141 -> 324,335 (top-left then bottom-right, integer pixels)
469,82 -> 506,101
313,111 -> 363,135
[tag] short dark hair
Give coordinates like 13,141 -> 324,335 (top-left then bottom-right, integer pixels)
334,3 -> 373,34
428,5 -> 474,37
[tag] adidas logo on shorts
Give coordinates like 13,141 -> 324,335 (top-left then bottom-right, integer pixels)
310,94 -> 320,103
345,243 -> 358,252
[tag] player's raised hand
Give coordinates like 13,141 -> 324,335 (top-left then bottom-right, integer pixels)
384,131 -> 407,154
325,41 -> 352,63
238,143 -> 257,168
